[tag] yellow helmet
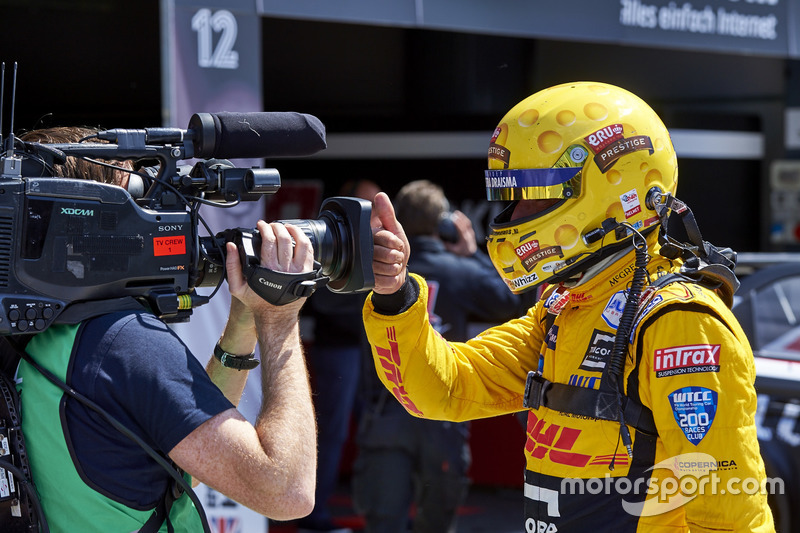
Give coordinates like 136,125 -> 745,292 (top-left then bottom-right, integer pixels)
485,82 -> 678,293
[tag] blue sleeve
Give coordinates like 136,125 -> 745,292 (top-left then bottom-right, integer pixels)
77,311 -> 235,453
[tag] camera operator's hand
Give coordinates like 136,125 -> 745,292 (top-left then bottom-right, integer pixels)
443,210 -> 478,257
226,220 -> 315,316
371,192 -> 410,295
213,219 -> 315,380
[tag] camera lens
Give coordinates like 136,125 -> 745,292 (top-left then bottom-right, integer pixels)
277,197 -> 374,292
194,197 -> 374,294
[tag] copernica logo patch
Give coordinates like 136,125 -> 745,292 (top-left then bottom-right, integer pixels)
653,344 -> 721,378
668,386 -> 718,445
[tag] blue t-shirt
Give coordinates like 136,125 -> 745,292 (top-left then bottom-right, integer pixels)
64,311 -> 234,510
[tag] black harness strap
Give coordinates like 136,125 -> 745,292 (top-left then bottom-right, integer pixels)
139,478 -> 182,533
138,497 -> 169,533
524,371 -> 658,435
523,272 -> 699,437
0,335 -> 45,533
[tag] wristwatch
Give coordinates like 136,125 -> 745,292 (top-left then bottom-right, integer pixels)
213,344 -> 260,370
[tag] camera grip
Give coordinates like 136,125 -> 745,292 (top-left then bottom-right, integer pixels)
243,264 -> 328,306
221,227 -> 328,305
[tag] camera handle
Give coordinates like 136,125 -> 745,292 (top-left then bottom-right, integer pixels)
229,229 -> 329,305
242,262 -> 329,306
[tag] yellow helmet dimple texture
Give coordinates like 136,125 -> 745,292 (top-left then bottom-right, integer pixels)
486,82 -> 678,293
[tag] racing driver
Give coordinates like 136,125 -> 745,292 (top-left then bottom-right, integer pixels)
364,81 -> 775,532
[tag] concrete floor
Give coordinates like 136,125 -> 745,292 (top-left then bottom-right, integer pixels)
269,483 -> 525,533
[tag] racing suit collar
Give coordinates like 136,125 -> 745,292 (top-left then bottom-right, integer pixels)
560,237 -> 678,304
562,245 -> 634,289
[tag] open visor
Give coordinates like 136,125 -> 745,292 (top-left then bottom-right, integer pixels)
484,167 -> 583,201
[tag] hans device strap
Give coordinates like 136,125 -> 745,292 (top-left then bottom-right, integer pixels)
213,344 -> 259,370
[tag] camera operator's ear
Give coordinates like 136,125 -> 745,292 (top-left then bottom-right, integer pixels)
126,174 -> 145,198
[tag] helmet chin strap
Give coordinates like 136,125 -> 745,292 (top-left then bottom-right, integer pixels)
550,220 -> 655,287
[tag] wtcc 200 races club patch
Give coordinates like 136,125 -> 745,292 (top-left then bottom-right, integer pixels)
668,386 -> 718,445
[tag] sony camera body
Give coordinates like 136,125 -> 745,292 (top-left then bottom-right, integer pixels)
0,111 -> 374,335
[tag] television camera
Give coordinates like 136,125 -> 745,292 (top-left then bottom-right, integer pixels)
0,107 -> 374,336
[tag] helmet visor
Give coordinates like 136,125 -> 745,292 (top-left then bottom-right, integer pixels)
485,143 -> 587,201
484,167 -> 582,201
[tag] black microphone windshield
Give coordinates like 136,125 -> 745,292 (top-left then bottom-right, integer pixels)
188,111 -> 326,160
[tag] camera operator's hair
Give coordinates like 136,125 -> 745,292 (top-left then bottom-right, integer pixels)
20,126 -> 131,186
394,180 -> 447,237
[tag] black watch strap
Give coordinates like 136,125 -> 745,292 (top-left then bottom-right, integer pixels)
213,344 -> 260,370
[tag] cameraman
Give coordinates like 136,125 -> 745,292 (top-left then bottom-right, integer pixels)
12,127 -> 317,531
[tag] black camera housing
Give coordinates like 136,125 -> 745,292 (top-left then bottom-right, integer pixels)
0,113 -> 374,335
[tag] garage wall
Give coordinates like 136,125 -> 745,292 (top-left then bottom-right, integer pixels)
1,2 -> 795,251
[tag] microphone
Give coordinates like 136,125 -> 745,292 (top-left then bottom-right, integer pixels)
187,111 -> 327,160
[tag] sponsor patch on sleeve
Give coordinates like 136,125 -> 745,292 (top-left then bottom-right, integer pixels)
668,386 -> 717,445
654,344 -> 721,378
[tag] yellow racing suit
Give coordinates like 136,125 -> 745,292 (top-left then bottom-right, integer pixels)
363,248 -> 775,532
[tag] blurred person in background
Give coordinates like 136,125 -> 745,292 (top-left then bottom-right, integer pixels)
296,179 -> 381,533
353,179 -> 533,533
